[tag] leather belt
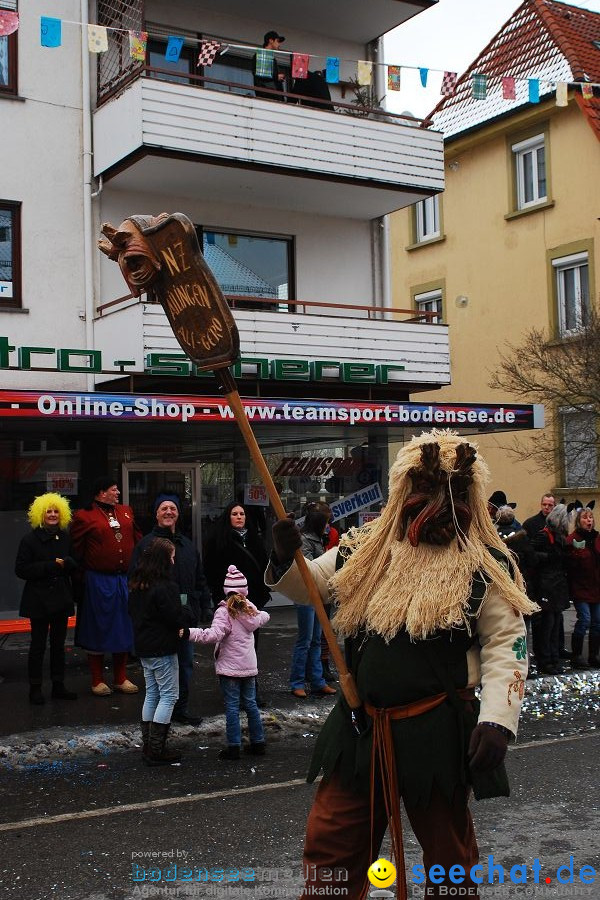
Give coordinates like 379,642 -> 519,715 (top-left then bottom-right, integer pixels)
365,687 -> 475,721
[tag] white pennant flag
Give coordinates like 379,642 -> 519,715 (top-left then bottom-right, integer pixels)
555,82 -> 568,107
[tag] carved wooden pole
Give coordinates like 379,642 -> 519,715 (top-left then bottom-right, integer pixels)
99,212 -> 361,711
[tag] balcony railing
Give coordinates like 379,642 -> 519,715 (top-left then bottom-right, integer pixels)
96,292 -> 439,324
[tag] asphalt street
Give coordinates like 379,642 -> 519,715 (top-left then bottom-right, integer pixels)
0,607 -> 598,900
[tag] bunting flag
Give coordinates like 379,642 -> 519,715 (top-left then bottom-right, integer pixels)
528,78 -> 540,103
129,31 -> 148,62
555,82 -> 568,106
165,36 -> 184,64
254,48 -> 273,78
419,68 -> 429,87
472,74 -> 487,100
502,76 -> 516,100
357,60 -> 373,86
40,16 -> 62,48
387,66 -> 401,91
88,24 -> 108,54
325,57 -> 340,84
441,71 -> 457,96
0,10 -> 18,35
196,39 -> 220,68
581,83 -> 593,100
291,53 -> 309,79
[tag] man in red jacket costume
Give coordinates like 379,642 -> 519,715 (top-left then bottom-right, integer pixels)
71,476 -> 142,695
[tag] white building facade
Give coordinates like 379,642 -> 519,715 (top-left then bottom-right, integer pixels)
1,0 -> 451,614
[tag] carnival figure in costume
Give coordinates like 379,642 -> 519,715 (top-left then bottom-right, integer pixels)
267,431 -> 538,900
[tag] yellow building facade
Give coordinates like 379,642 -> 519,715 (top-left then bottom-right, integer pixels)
391,22 -> 600,519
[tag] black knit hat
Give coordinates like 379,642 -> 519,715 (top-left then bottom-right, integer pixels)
153,493 -> 182,517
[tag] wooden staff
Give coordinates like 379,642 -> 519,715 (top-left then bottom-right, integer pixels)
99,212 -> 361,711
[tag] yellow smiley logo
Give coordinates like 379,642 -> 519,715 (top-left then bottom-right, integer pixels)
367,858 -> 397,888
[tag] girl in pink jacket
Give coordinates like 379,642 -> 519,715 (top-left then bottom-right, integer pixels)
188,565 -> 270,759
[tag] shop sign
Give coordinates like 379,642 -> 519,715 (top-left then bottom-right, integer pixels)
244,484 -> 269,507
329,484 -> 384,523
46,471 -> 78,495
0,390 -> 544,430
0,337 -> 405,384
359,511 -> 381,526
273,456 -> 361,478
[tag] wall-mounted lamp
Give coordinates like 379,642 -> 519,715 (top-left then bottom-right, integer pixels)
455,295 -> 469,308
448,161 -> 460,171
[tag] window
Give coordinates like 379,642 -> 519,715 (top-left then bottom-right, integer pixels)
562,409 -> 597,488
0,1 -> 18,95
414,288 -> 442,323
147,39 -> 196,85
415,195 -> 440,242
197,228 -> 293,311
512,134 -> 546,209
553,252 -> 589,336
0,201 -> 20,307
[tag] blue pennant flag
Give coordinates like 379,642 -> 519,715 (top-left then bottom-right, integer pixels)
326,57 -> 340,84
40,16 -> 62,48
419,68 -> 429,88
528,79 -> 540,103
165,36 -> 184,63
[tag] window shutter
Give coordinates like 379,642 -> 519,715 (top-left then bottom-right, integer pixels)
0,1 -> 18,12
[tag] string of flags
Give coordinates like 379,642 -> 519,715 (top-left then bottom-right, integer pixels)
19,13 -> 600,104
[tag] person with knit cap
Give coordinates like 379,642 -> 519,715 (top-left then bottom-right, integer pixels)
185,565 -> 270,759
267,430 -> 538,900
71,476 -> 142,695
15,492 -> 78,704
129,492 -> 212,725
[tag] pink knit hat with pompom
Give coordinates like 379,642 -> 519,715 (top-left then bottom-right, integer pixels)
224,565 -> 248,596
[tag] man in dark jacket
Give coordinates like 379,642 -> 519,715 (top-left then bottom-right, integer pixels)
129,494 -> 212,726
522,493 -> 555,538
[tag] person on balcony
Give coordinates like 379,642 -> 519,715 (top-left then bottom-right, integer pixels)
253,31 -> 286,101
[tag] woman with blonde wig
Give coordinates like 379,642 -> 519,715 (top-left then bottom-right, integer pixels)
15,493 -> 78,704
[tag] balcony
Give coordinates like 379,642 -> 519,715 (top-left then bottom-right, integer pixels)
94,296 -> 450,391
92,71 -> 444,220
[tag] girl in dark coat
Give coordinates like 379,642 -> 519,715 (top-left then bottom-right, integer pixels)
531,504 -> 571,675
565,507 -> 600,668
15,492 -> 78,704
203,502 -> 271,609
128,538 -> 193,766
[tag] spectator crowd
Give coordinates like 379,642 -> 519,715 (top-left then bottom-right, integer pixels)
13,478 -> 600,764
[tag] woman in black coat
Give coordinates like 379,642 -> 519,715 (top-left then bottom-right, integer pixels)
15,492 -> 78,704
531,504 -> 571,676
203,502 -> 271,610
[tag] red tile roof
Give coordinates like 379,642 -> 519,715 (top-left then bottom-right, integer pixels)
426,0 -> 600,140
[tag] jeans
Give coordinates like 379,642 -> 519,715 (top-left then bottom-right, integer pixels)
173,639 -> 194,715
141,654 -> 179,724
573,602 -> 600,638
219,675 -> 264,747
290,604 -> 325,691
28,614 -> 69,684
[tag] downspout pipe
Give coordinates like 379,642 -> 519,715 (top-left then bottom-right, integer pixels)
81,0 -> 95,390
375,36 -> 392,317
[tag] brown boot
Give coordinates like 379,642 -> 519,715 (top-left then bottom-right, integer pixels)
145,722 -> 182,766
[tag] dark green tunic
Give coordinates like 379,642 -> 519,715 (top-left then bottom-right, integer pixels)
307,568 -> 493,808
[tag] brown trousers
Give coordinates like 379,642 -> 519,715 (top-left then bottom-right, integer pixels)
301,771 -> 480,900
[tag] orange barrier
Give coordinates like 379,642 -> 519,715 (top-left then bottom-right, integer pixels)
0,616 -> 77,635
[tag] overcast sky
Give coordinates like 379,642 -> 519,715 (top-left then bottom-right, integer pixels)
383,0 -> 600,119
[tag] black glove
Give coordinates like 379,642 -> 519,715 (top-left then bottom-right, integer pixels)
272,516 -> 303,564
468,723 -> 509,772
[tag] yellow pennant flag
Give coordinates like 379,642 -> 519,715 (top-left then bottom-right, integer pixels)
555,82 -> 568,106
357,60 -> 373,86
88,24 -> 108,54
